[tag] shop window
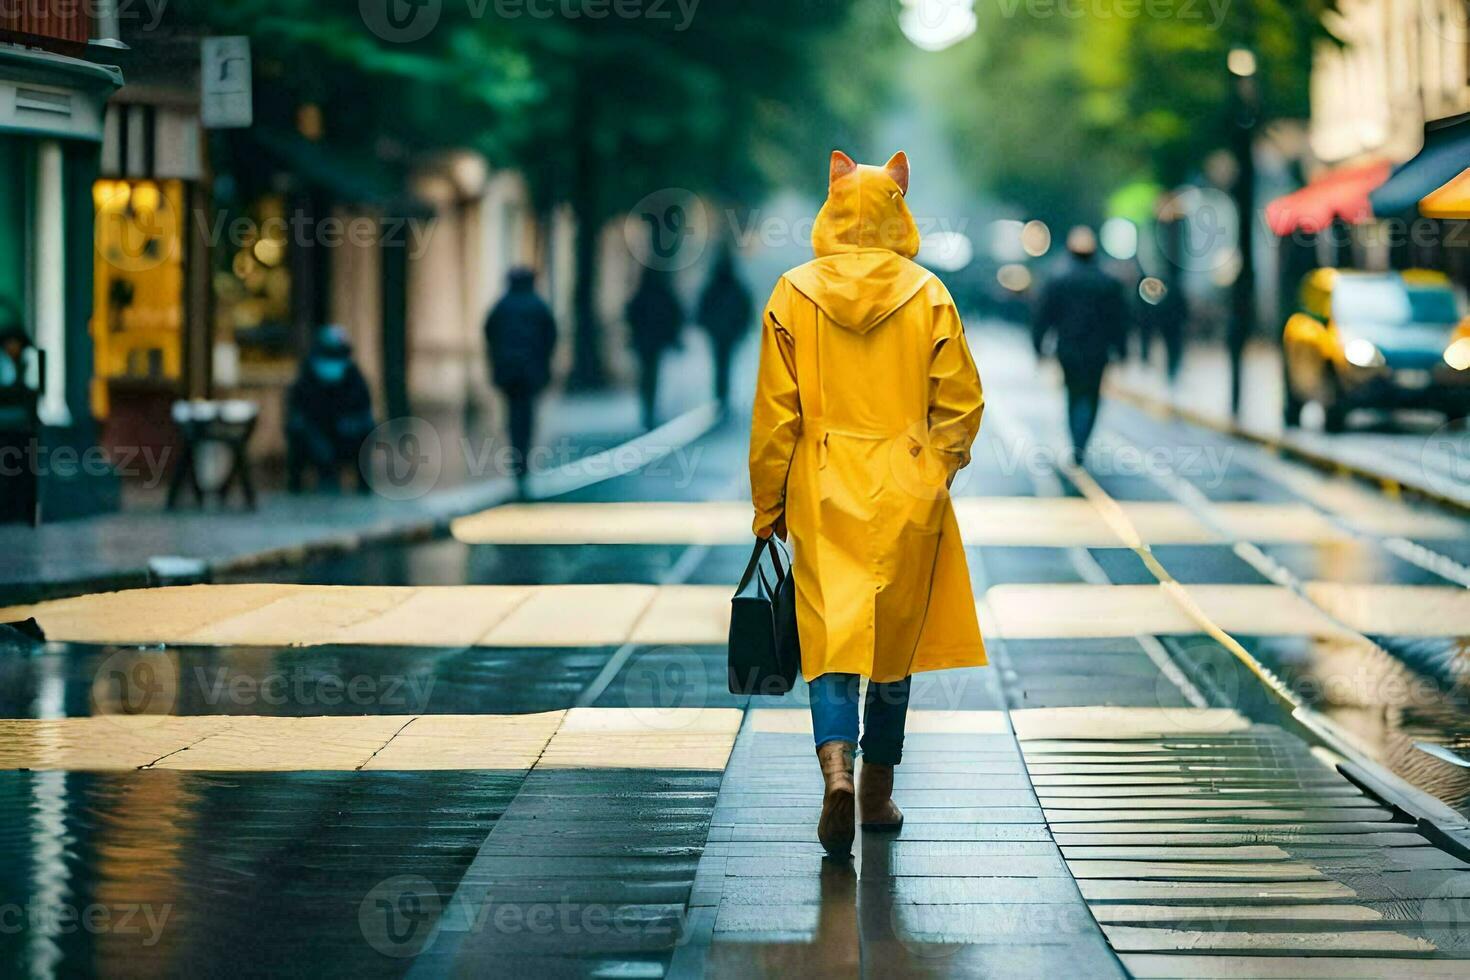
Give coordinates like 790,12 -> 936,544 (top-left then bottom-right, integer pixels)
212,193 -> 294,384
91,177 -> 186,416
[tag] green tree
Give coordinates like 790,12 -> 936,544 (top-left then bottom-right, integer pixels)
937,1 -> 1333,223
164,0 -> 897,386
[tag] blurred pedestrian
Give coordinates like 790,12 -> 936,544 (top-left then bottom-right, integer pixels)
1138,276 -> 1189,382
750,150 -> 986,859
696,246 -> 754,406
286,325 -> 376,493
1032,226 -> 1129,461
0,324 -> 31,390
484,267 -> 558,496
626,268 -> 684,430
0,321 -> 38,525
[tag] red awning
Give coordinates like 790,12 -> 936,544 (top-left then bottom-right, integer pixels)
1265,161 -> 1392,237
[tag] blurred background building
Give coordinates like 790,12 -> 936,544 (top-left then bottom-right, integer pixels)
0,3 -> 122,518
6,0 -> 1470,521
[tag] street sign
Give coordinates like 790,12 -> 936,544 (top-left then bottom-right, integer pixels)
201,36 -> 252,129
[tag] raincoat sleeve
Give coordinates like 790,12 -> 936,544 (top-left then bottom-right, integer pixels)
928,300 -> 984,479
749,280 -> 802,534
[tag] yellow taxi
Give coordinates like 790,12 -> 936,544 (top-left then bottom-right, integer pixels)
1282,268 -> 1470,431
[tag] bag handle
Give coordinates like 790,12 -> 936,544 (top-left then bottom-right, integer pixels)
765,537 -> 790,579
742,536 -> 791,594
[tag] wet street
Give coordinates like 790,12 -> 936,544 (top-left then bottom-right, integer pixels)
3,323 -> 1470,977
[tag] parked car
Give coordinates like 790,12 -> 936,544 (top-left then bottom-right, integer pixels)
1282,268 -> 1470,431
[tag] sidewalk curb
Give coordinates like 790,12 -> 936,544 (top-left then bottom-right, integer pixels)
9,402 -> 725,605
1107,381 -> 1470,516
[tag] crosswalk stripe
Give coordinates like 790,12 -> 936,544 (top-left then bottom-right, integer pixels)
984,583 -> 1354,640
7,580 -> 1467,647
0,708 -> 741,772
447,498 -> 1424,547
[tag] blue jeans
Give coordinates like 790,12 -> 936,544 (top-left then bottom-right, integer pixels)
809,672 -> 912,766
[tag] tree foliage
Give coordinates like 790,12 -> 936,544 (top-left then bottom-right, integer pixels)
935,0 -> 1335,224
166,0 -> 892,215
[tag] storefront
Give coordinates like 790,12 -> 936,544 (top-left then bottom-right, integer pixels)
0,43 -> 123,520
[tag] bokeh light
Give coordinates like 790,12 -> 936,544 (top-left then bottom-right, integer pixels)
996,263 -> 1032,292
1138,276 -> 1167,306
898,0 -> 977,52
918,231 -> 974,271
1021,220 -> 1051,257
1100,217 -> 1138,260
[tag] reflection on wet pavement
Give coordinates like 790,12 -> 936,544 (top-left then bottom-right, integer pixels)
0,770 -> 522,977
1200,634 -> 1470,813
1,644 -> 750,718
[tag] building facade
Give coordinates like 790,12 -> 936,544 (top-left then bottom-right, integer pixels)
0,6 -> 123,520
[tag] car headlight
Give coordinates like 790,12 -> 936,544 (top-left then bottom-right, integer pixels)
1344,338 -> 1385,368
1445,337 -> 1470,371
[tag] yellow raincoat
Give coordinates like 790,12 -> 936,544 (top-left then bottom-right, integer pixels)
749,151 -> 986,683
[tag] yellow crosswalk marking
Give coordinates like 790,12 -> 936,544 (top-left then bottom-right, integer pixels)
447,498 -> 1391,547
362,711 -> 565,770
0,584 -> 714,648
0,709 -> 740,772
452,501 -> 751,544
7,580 -> 1461,647
1011,707 -> 1251,741
0,716 -> 225,770
152,716 -> 409,771
631,584 -> 731,645
537,707 -> 742,769
481,584 -> 662,646
1208,502 -> 1347,544
1305,583 -> 1470,637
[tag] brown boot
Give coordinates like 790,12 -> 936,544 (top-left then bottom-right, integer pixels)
859,761 -> 904,830
816,741 -> 856,858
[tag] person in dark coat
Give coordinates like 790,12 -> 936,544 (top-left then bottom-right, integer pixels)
696,247 -> 754,406
1032,226 -> 1130,461
626,268 -> 684,430
484,267 -> 558,493
286,325 -> 376,493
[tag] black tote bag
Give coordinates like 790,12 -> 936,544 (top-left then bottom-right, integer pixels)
727,537 -> 801,695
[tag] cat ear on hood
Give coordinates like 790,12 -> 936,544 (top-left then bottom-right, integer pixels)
829,150 -> 857,187
884,151 -> 910,196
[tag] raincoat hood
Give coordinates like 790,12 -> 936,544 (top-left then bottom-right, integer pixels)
784,151 -> 930,335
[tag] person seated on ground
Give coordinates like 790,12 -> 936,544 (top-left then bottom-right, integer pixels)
286,325 -> 376,493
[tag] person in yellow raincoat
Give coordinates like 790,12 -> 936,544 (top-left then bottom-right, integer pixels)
749,150 -> 986,858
